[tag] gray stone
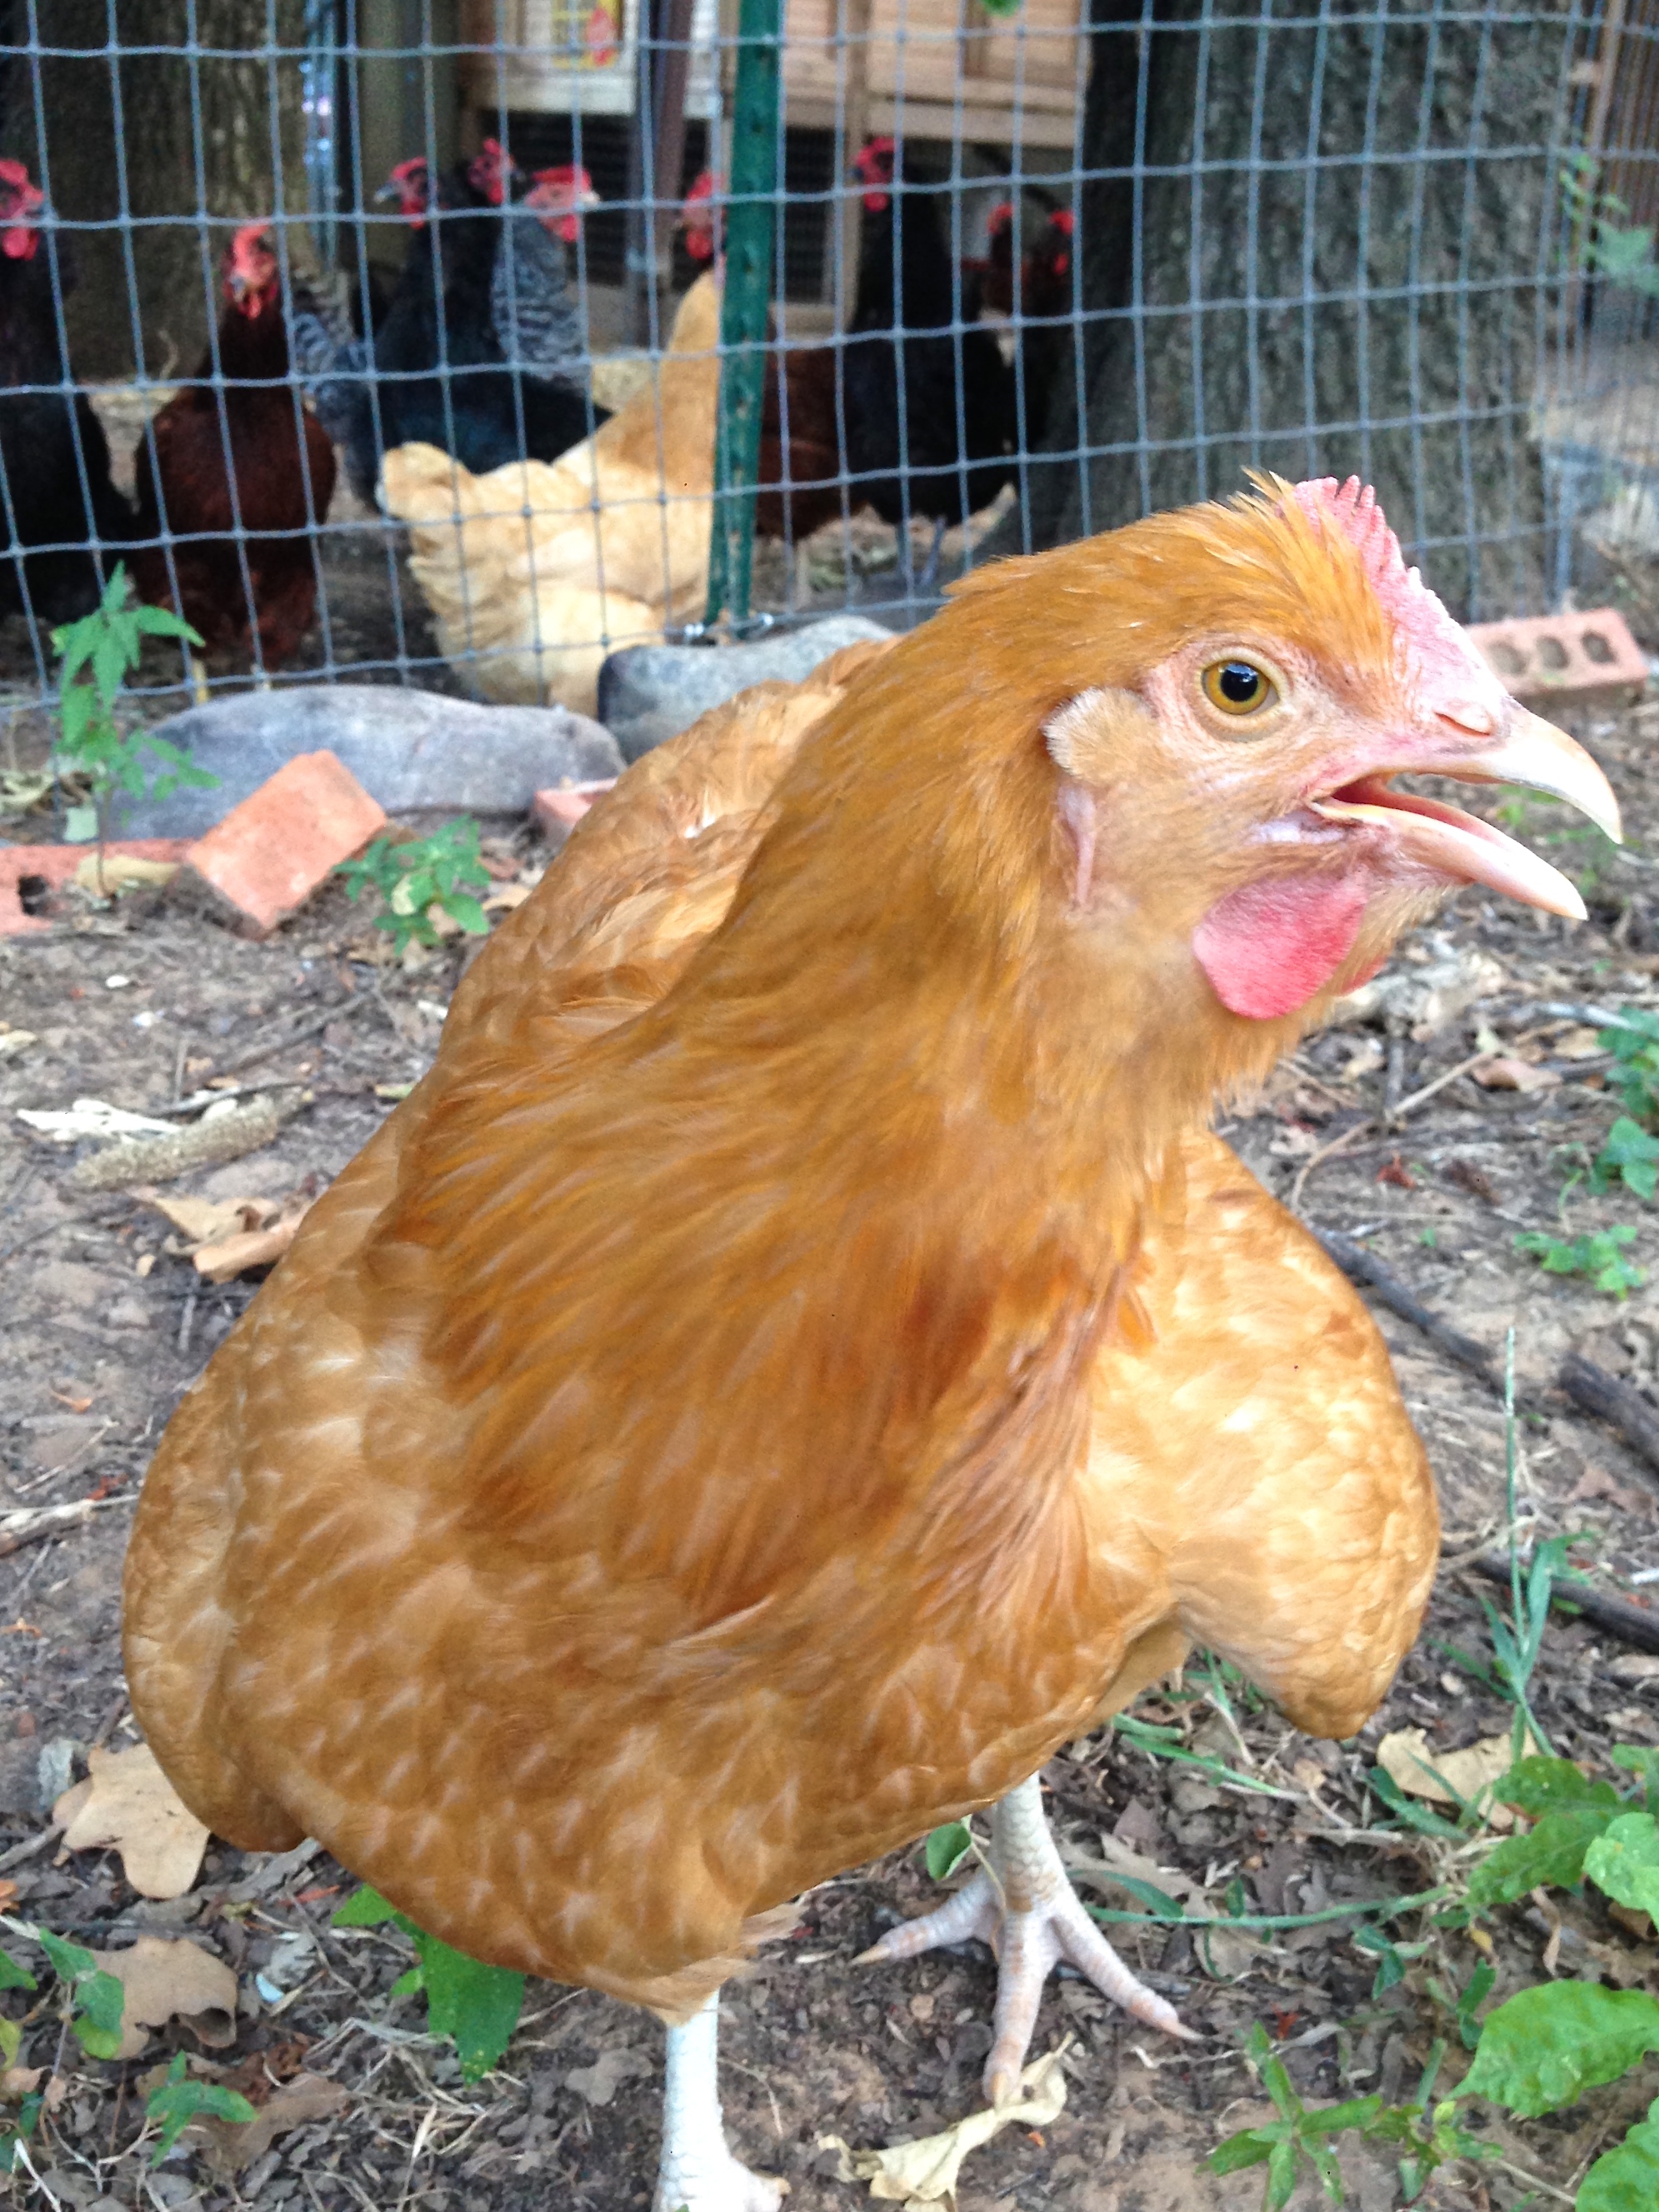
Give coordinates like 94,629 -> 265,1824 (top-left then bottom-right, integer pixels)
597,617 -> 894,761
112,685 -> 624,838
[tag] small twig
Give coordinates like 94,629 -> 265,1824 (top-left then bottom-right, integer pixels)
1290,1119 -> 1377,1211
0,1822 -> 65,1874
0,1495 -> 126,1558
1557,1352 -> 1659,1485
1465,1554 -> 1659,1655
150,1075 -> 313,1118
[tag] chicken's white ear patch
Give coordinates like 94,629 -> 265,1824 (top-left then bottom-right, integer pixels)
1044,687 -> 1157,782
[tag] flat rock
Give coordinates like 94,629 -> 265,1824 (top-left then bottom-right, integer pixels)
597,617 -> 894,761
112,686 -> 624,838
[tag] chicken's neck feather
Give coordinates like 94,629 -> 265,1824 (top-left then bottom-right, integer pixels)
386,598 -> 1301,1632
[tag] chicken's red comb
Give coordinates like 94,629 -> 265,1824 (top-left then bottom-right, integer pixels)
987,200 -> 1014,233
1290,474 -> 1485,696
1051,208 -> 1075,235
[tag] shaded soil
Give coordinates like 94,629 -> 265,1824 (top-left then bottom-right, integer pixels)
2,679 -> 1659,2211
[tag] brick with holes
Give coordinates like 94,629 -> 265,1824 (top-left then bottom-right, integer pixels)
1467,608 -> 1648,715
0,841 -> 189,937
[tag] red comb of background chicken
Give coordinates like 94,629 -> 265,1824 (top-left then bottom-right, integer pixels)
467,137 -> 516,207
222,221 -> 277,316
0,158 -> 42,261
527,164 -> 599,245
681,170 -> 719,262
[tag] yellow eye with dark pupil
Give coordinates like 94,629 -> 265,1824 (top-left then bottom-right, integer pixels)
1202,660 -> 1274,716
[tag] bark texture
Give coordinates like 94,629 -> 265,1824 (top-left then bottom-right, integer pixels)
2,2 -> 310,381
997,0 -> 1592,618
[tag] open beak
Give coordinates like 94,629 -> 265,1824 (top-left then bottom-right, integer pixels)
1307,702 -> 1621,923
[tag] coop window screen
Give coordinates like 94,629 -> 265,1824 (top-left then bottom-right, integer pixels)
0,0 -> 1644,727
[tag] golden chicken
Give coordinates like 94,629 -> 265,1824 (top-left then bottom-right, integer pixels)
380,272 -> 720,716
124,476 -> 1617,2212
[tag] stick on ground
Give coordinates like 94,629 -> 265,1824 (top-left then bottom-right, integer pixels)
1557,1353 -> 1659,1487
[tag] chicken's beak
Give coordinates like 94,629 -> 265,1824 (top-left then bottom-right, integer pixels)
1437,701 -> 1623,843
1308,700 -> 1621,923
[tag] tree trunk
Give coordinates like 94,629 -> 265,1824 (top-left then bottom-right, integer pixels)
3,2 -> 310,382
997,0 -> 1593,619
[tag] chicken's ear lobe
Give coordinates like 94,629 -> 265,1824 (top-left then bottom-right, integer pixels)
1043,686 -> 1157,783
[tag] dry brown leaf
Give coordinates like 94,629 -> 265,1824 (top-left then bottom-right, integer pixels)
481,881 -> 532,911
72,854 -> 178,896
1471,1056 -> 1561,1093
821,2046 -> 1067,2206
0,2068 -> 41,2100
54,1742 -> 209,1898
92,1936 -> 237,2060
193,1205 -> 309,1284
1377,1727 -> 1536,1825
143,1193 -> 279,1248
187,2074 -> 348,2177
1556,1025 -> 1607,1061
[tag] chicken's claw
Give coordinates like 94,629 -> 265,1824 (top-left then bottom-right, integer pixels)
858,1775 -> 1198,2104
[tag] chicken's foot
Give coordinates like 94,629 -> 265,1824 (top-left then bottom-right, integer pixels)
858,1775 -> 1197,2103
653,1993 -> 786,2212
190,656 -> 210,708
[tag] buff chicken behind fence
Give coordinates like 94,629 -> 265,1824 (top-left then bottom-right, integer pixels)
380,269 -> 721,717
124,475 -> 1619,2212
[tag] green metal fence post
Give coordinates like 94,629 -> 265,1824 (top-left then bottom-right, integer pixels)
704,0 -> 782,630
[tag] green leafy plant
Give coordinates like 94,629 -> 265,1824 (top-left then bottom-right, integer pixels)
1592,1116 -> 1659,1202
32,1929 -> 125,2059
337,818 -> 492,957
1562,153 -> 1659,301
924,1821 -> 974,1880
143,2052 -> 256,2164
1208,2024 -> 1490,2207
1516,1226 -> 1644,1297
1599,1009 -> 1659,1127
51,564 -> 210,846
333,1885 -> 523,2084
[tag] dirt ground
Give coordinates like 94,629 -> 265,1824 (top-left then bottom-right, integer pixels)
4,634 -> 1659,2211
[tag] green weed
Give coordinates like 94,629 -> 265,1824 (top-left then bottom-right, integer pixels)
143,2053 -> 256,2164
51,564 -> 209,846
337,818 -> 492,957
333,1885 -> 523,2084
1515,1226 -> 1645,1297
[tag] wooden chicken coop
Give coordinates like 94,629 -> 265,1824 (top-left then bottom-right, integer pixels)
461,0 -> 1085,147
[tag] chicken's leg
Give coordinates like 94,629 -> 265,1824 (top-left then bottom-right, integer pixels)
652,1993 -> 785,2212
859,1776 -> 1197,2104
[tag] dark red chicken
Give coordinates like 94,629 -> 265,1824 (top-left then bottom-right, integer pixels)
131,222 -> 335,684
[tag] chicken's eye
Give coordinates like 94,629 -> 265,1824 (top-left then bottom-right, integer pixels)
1201,660 -> 1277,718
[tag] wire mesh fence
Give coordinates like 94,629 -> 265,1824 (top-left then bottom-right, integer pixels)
0,0 -> 1650,729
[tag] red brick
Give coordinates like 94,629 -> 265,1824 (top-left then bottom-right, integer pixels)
0,839 -> 189,937
1467,607 -> 1649,714
175,751 -> 385,937
532,780 -> 618,840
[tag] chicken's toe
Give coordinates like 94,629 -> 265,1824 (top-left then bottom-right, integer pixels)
652,2142 -> 785,2212
860,1775 -> 1197,2103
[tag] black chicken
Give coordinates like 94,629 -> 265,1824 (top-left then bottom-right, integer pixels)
0,159 -> 135,627
292,143 -> 606,506
842,137 -> 1014,584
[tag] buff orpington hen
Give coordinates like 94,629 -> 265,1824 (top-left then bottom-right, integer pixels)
379,270 -> 720,716
123,475 -> 1618,2212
